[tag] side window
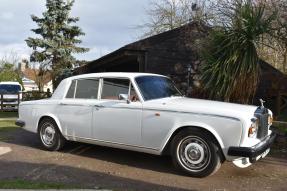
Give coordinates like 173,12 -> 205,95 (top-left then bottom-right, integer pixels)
101,78 -> 129,100
75,79 -> 99,99
130,84 -> 139,102
66,80 -> 76,98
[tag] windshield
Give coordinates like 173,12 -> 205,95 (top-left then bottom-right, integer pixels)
0,84 -> 21,94
135,76 -> 182,101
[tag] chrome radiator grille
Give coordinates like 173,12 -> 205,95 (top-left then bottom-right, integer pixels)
257,113 -> 269,139
255,108 -> 269,139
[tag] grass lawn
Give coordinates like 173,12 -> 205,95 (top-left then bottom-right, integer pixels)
0,120 -> 18,132
0,111 -> 18,118
0,120 -> 18,141
0,179 -> 78,189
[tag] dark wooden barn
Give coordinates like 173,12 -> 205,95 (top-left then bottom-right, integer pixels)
74,22 -> 287,117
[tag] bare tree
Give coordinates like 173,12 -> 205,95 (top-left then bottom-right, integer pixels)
254,0 -> 287,73
139,0 -> 211,37
0,51 -> 20,68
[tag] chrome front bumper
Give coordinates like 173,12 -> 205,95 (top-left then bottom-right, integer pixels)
227,131 -> 276,163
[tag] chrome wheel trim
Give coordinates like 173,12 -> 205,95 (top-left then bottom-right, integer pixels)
40,122 -> 56,147
177,136 -> 211,172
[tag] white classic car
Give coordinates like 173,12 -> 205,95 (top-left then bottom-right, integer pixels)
16,72 -> 276,177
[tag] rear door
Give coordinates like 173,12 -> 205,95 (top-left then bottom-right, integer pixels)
57,78 -> 100,139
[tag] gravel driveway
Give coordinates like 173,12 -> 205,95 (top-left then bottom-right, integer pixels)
0,128 -> 286,191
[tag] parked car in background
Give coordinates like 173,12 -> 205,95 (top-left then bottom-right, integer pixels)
0,81 -> 22,110
16,73 -> 276,177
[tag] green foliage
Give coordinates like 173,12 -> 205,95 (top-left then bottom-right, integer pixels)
0,63 -> 22,84
22,91 -> 51,101
201,0 -> 277,104
55,67 -> 73,86
25,0 -> 89,87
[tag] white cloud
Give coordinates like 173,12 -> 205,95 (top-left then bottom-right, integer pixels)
0,12 -> 14,20
0,0 -> 150,62
0,43 -> 30,64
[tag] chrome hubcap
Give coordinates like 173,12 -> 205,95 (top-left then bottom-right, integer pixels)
185,143 -> 204,164
41,123 -> 56,146
177,136 -> 211,172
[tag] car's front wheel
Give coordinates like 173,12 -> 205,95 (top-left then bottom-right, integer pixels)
38,118 -> 65,151
171,128 -> 222,177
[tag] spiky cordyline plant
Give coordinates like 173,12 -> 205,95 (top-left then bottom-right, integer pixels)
201,0 -> 276,104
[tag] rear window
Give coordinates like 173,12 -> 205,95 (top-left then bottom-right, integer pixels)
0,84 -> 21,94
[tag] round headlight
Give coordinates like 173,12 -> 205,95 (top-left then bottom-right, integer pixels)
248,118 -> 259,138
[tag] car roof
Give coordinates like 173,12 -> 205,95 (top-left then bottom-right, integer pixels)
67,72 -> 166,80
51,72 -> 167,100
0,81 -> 21,85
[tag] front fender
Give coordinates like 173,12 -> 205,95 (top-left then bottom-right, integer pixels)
159,115 -> 243,162
160,121 -> 225,153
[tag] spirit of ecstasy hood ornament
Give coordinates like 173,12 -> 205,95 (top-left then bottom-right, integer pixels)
259,99 -> 265,109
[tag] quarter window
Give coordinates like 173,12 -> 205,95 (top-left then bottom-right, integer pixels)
75,79 -> 99,99
66,80 -> 76,98
101,78 -> 130,100
130,84 -> 139,102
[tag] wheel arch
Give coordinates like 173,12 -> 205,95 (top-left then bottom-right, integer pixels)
161,124 -> 225,158
37,114 -> 63,134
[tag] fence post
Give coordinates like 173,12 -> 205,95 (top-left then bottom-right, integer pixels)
17,92 -> 20,108
0,94 -> 3,112
276,92 -> 281,117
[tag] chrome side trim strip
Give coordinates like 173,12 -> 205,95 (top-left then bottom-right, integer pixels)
88,105 -> 240,121
61,103 -> 240,121
66,135 -> 159,151
145,108 -> 241,121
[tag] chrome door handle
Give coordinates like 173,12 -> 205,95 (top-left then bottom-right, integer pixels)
59,102 -> 68,106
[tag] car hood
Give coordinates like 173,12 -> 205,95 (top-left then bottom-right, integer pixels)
143,97 -> 258,122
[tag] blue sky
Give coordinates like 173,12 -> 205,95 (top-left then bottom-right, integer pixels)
0,0 -> 150,62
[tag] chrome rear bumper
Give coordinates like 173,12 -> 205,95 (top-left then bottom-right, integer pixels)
15,119 -> 25,127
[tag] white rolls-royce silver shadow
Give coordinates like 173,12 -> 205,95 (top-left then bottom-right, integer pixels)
16,72 -> 276,177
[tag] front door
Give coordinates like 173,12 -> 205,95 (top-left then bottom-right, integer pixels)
93,78 -> 142,146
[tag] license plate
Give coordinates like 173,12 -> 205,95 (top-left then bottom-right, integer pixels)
256,148 -> 270,161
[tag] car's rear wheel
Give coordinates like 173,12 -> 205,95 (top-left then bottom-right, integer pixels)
38,118 -> 65,151
171,128 -> 222,177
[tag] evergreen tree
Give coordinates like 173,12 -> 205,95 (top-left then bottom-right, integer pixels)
25,0 -> 89,88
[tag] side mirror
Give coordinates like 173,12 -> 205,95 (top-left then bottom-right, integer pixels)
118,94 -> 130,104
